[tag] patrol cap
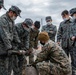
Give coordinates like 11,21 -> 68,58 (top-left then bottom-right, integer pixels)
23,18 -> 33,28
38,31 -> 50,42
69,8 -> 76,16
9,6 -> 21,17
45,16 -> 52,21
34,21 -> 40,29
0,0 -> 6,10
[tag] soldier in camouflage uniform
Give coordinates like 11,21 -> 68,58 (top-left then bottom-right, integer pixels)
32,32 -> 72,75
15,18 -> 33,75
29,21 -> 40,64
69,8 -> 76,75
0,6 -> 21,75
57,10 -> 74,57
41,16 -> 57,42
0,0 -> 6,10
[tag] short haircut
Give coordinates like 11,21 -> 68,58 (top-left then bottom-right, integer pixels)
61,10 -> 69,16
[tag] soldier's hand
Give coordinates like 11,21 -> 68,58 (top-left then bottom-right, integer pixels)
19,50 -> 26,55
7,50 -> 13,56
71,36 -> 76,41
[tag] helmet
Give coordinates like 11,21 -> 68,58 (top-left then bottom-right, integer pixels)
69,8 -> 76,16
34,21 -> 40,29
46,16 -> 52,21
9,6 -> 21,17
0,0 -> 6,10
23,18 -> 33,28
38,32 -> 50,41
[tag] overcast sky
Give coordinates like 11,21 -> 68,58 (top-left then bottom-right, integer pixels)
0,0 -> 76,28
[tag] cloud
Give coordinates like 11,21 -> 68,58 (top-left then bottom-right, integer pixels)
0,0 -> 76,28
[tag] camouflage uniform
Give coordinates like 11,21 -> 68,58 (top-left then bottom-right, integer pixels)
70,21 -> 76,75
29,28 -> 39,49
69,8 -> 76,75
57,19 -> 74,56
0,12 -> 20,75
34,40 -> 72,75
41,24 -> 57,41
29,28 -> 39,64
15,23 -> 30,75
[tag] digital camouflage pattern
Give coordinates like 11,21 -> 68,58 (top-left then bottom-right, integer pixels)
29,28 -> 39,64
15,23 -> 30,75
69,19 -> 76,75
57,19 -> 74,56
29,28 -> 39,49
34,40 -> 72,75
15,23 -> 30,50
57,19 -> 74,48
41,24 -> 57,41
0,12 -> 20,75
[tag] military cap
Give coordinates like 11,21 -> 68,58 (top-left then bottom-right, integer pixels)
23,18 -> 33,28
45,16 -> 52,21
69,8 -> 76,16
34,21 -> 40,29
0,0 -> 6,10
38,31 -> 50,41
9,6 -> 21,17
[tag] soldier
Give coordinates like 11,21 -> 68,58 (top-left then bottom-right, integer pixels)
69,8 -> 76,75
41,16 -> 57,42
29,21 -> 40,64
29,21 -> 40,49
15,18 -> 33,75
32,32 -> 72,75
0,6 -> 21,75
57,10 -> 74,57
0,0 -> 6,10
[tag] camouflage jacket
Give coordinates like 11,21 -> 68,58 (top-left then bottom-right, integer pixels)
15,23 -> 30,49
57,19 -> 74,48
0,13 -> 20,53
29,28 -> 39,49
70,20 -> 76,46
41,24 -> 57,41
35,40 -> 72,75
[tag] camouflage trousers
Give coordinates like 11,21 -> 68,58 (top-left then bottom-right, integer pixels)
8,55 -> 19,75
36,61 -> 72,75
70,47 -> 76,75
37,62 -> 51,75
18,55 -> 27,75
8,55 -> 27,75
0,56 -> 9,75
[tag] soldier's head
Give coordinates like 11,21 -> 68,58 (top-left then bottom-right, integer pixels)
22,18 -> 33,31
38,32 -> 50,45
32,21 -> 40,30
0,0 -> 6,10
61,10 -> 70,21
8,6 -> 21,20
45,16 -> 52,25
69,8 -> 76,19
